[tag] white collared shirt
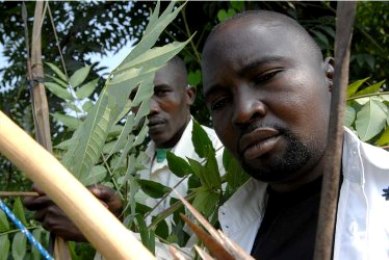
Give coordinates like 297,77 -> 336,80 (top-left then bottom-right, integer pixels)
218,128 -> 389,259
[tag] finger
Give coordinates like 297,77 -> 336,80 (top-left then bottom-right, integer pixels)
23,195 -> 54,211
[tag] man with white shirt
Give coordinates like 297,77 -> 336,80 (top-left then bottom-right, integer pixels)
24,56 -> 224,245
201,10 -> 389,260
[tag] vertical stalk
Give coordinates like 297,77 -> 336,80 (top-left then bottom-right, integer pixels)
313,2 -> 357,260
29,2 -> 71,259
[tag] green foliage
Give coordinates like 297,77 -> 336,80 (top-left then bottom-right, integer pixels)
0,199 -> 49,260
346,78 -> 389,145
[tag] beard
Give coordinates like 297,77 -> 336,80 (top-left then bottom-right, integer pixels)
240,129 -> 313,183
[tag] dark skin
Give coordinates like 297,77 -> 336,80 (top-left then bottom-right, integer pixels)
202,14 -> 334,192
24,58 -> 195,241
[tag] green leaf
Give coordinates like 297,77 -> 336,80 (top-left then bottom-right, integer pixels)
0,209 -> 10,232
52,113 -> 81,130
81,165 -> 107,186
12,198 -> 27,226
188,70 -> 202,86
12,232 -> 26,260
167,152 -> 193,178
187,158 -> 206,186
107,113 -> 135,156
62,94 -> 112,181
192,120 -> 215,158
347,77 -> 370,97
0,235 -> 10,260
69,66 -> 91,88
203,155 -> 222,189
230,1 -> 245,11
137,179 -> 171,199
355,99 -> 388,141
354,80 -> 385,96
223,149 -> 249,197
46,62 -> 68,82
76,78 -> 98,99
375,127 -> 389,146
345,105 -> 356,127
46,74 -> 68,88
217,8 -> 236,22
136,215 -> 155,254
45,82 -> 73,100
117,1 -> 184,68
192,188 -> 219,217
31,229 -> 42,260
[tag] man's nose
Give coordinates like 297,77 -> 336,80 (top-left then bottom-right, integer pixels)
232,89 -> 266,128
149,98 -> 160,114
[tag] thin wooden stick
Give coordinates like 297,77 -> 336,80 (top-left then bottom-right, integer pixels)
314,2 -> 357,260
0,192 -> 39,197
0,111 -> 155,260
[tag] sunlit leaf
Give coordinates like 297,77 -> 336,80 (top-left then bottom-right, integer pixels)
355,99 -> 387,141
354,80 -> 385,96
52,112 -> 81,130
375,127 -> 389,146
45,82 -> 73,100
345,105 -> 356,127
347,77 -> 370,97
69,66 -> 91,88
76,78 -> 99,99
46,62 -> 68,82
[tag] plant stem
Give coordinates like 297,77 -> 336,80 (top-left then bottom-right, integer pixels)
0,191 -> 39,197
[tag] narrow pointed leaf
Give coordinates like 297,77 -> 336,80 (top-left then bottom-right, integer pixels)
69,66 -> 91,88
76,78 -> 99,99
46,62 -> 68,82
347,77 -> 369,98
52,113 -> 81,130
355,80 -> 385,96
192,120 -> 215,158
45,82 -> 73,100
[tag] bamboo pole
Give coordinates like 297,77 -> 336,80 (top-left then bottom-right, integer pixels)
0,111 -> 155,260
314,2 -> 357,260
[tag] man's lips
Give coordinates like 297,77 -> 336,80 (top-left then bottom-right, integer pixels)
239,128 -> 281,160
148,119 -> 165,128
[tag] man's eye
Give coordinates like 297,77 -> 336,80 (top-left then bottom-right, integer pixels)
210,97 -> 230,111
254,70 -> 280,84
155,89 -> 169,97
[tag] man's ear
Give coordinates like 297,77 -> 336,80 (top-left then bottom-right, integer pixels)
186,85 -> 196,105
323,57 -> 335,92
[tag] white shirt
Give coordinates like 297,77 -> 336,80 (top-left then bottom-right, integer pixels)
218,128 -> 389,260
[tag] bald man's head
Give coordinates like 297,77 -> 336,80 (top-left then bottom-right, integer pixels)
204,10 -> 323,63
